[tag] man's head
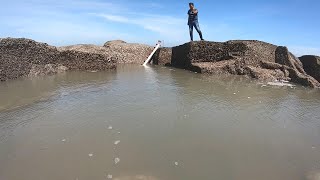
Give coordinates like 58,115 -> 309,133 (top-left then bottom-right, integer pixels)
189,2 -> 194,9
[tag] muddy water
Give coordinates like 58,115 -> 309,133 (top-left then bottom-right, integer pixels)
1,65 -> 320,180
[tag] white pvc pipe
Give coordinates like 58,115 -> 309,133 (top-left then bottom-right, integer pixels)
143,42 -> 161,66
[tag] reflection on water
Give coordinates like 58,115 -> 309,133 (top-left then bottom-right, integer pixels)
1,65 -> 320,180
0,70 -> 117,111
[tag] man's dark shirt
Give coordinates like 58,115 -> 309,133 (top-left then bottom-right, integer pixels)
188,9 -> 198,24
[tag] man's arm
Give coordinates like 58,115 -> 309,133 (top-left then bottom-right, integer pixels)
193,9 -> 198,14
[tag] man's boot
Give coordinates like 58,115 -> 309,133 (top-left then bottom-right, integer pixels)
199,32 -> 204,41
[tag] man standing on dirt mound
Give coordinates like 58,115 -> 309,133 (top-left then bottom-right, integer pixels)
188,2 -> 204,41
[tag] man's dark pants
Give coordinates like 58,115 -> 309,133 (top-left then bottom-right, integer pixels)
189,21 -> 203,41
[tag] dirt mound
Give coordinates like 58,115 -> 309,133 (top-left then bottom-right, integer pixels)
0,38 -> 153,81
58,44 -> 109,55
0,38 -> 61,81
103,41 -> 154,64
0,38 -> 116,81
154,40 -> 320,88
60,41 -> 154,64
1,38 -> 319,88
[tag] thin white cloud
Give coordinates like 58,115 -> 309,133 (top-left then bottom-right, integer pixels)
99,14 -> 130,23
94,13 -> 187,41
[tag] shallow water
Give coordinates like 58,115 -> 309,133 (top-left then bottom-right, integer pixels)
1,65 -> 320,180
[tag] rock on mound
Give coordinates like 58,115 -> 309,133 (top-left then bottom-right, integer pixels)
103,40 -> 127,46
299,55 -> 320,82
154,40 -> 320,88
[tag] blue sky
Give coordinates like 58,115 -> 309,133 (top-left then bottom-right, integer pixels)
1,0 -> 319,56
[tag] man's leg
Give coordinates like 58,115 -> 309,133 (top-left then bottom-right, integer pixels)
189,24 -> 193,41
194,21 -> 204,40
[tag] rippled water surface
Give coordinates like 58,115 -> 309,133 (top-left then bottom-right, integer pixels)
1,65 -> 320,180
